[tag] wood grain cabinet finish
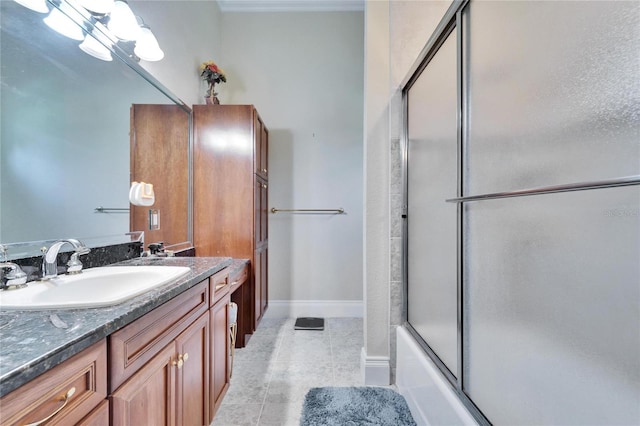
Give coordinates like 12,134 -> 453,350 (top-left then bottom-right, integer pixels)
193,105 -> 269,331
109,280 -> 210,426
77,400 -> 109,426
210,294 -> 231,421
0,340 -> 107,426
109,280 -> 209,392
130,104 -> 190,248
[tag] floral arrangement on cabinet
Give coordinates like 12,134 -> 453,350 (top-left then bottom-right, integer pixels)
200,60 -> 227,104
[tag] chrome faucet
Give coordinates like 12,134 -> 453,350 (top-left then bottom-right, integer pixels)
41,239 -> 91,280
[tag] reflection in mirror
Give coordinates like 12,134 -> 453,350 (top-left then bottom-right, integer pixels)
0,0 -> 191,251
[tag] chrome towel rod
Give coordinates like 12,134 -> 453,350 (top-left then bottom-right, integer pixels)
271,208 -> 345,214
446,175 -> 640,203
95,206 -> 130,213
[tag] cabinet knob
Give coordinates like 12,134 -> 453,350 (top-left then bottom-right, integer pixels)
25,387 -> 76,426
261,184 -> 267,189
262,168 -> 267,174
182,353 -> 189,362
173,357 -> 184,369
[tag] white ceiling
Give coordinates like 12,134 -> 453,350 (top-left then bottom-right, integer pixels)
217,0 -> 364,12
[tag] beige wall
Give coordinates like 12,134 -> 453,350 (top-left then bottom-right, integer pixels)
220,12 -> 365,302
132,0 -> 223,106
362,0 -> 454,384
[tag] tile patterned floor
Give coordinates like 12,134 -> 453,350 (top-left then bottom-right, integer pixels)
211,317 -> 364,425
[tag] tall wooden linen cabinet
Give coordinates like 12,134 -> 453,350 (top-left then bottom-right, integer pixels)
193,105 -> 269,337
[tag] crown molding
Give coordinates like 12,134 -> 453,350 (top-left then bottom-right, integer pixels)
217,0 -> 364,13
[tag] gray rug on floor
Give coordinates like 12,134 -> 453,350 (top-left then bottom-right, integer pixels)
300,386 -> 417,426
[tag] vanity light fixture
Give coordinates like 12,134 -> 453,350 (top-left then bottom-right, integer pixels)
14,0 -> 49,13
43,2 -> 85,41
107,0 -> 140,41
19,0 -> 164,62
134,24 -> 164,62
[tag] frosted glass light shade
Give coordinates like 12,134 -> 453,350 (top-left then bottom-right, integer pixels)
14,0 -> 49,13
79,32 -> 113,61
107,0 -> 140,41
134,26 -> 164,61
77,0 -> 114,15
43,4 -> 85,41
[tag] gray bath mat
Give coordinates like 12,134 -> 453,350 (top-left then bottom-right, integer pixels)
300,386 -> 417,426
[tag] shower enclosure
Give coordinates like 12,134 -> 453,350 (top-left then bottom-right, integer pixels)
403,1 -> 640,424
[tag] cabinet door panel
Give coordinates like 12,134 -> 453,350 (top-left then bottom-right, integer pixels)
260,247 -> 268,314
211,295 -> 230,419
176,312 -> 210,426
111,344 -> 176,426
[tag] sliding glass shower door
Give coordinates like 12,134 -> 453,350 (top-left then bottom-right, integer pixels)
404,1 -> 640,424
406,29 -> 459,378
461,2 -> 640,424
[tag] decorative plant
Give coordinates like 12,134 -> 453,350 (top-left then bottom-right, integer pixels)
199,60 -> 227,98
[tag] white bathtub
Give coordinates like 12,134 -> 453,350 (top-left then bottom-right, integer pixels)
396,326 -> 477,426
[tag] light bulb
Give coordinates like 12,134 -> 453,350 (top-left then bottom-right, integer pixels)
43,3 -> 85,41
107,0 -> 141,41
134,26 -> 164,61
14,0 -> 49,13
79,31 -> 113,61
77,0 -> 114,15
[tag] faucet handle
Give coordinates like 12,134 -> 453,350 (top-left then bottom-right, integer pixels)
66,253 -> 85,275
0,262 -> 28,290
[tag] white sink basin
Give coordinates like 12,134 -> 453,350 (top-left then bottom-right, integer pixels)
0,266 -> 191,310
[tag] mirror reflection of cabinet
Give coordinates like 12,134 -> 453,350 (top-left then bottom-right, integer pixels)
130,105 -> 191,250
1,2 -> 192,249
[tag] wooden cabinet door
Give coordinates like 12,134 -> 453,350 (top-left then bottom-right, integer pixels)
254,249 -> 263,324
210,295 -> 230,420
111,344 -> 176,426
260,247 -> 268,315
254,113 -> 268,179
254,177 -> 268,245
175,312 -> 210,426
253,247 -> 268,324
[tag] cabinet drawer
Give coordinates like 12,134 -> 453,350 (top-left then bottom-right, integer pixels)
210,269 -> 229,306
109,280 -> 209,392
229,263 -> 248,291
0,340 -> 107,426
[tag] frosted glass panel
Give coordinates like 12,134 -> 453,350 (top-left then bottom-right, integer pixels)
463,186 -> 640,425
407,31 -> 458,376
465,1 -> 640,194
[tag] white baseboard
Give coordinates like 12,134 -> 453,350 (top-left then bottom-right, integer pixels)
263,300 -> 363,318
360,347 -> 391,386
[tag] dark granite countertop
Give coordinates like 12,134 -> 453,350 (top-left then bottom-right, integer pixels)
0,256 -> 233,397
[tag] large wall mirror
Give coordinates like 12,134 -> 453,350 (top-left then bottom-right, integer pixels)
0,0 -> 191,255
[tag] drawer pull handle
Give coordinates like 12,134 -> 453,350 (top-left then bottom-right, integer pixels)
215,283 -> 226,291
25,386 -> 76,426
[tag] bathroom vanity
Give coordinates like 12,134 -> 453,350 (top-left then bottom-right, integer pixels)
0,257 -> 249,425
